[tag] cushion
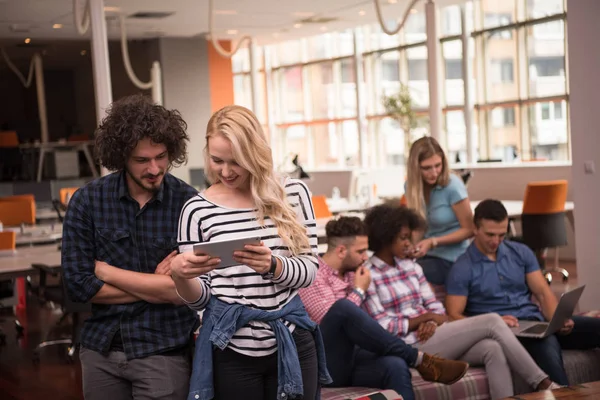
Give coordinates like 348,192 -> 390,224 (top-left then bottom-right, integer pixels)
322,388 -> 403,400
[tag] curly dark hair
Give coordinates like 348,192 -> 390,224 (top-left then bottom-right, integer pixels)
94,94 -> 189,171
363,204 -> 426,253
325,216 -> 367,249
326,216 -> 366,237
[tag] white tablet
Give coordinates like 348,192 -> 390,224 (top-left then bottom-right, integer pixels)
192,236 -> 261,268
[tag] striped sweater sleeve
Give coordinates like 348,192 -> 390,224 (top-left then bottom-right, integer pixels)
177,195 -> 211,310
271,179 -> 318,289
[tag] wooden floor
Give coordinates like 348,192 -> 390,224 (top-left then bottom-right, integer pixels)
0,261 -> 579,400
0,302 -> 83,400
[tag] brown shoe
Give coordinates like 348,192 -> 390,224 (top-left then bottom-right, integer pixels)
416,353 -> 469,385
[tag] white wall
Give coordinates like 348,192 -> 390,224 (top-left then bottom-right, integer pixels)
159,38 -> 212,182
566,0 -> 600,311
465,163 -> 574,260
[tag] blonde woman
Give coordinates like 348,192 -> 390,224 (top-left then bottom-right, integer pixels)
405,136 -> 474,286
170,105 -> 331,400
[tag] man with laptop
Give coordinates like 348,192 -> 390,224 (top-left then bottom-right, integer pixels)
445,199 -> 600,386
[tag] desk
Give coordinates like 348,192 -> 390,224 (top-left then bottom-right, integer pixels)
8,224 -> 63,246
36,207 -> 60,222
0,245 -> 61,280
316,200 -> 575,241
20,140 -> 97,182
0,245 -> 61,312
327,198 -> 382,214
470,200 -> 575,218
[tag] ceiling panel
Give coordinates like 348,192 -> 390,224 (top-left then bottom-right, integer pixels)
0,0 -> 468,45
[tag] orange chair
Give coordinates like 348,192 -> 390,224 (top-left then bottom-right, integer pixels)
400,194 -> 408,206
0,131 -> 21,180
67,133 -> 89,142
0,131 -> 19,148
0,231 -> 16,251
0,194 -> 35,202
0,198 -> 36,227
521,180 -> 569,283
312,195 -> 333,219
60,187 -> 79,205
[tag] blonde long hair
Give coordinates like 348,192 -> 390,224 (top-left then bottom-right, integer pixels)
405,136 -> 450,218
205,105 -> 309,256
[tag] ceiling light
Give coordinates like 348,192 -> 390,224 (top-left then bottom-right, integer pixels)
358,10 -> 366,16
215,10 -> 237,15
410,8 -> 418,14
226,29 -> 238,35
320,26 -> 328,32
292,12 -> 314,17
104,6 -> 120,12
24,38 -> 31,44
388,0 -> 398,3
293,23 -> 302,28
53,23 -> 63,29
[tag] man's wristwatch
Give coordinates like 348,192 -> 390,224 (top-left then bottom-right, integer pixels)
352,287 -> 366,301
262,256 -> 278,280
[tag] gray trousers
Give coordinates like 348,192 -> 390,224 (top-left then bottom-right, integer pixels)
80,347 -> 191,400
415,313 -> 548,400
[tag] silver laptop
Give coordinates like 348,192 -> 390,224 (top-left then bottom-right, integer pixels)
511,285 -> 585,338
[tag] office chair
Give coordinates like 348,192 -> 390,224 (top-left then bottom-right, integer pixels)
31,263 -> 90,364
520,180 -> 569,284
312,195 -> 333,219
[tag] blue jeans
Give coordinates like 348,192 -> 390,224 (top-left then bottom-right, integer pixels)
417,255 -> 454,286
519,315 -> 600,386
319,299 -> 417,400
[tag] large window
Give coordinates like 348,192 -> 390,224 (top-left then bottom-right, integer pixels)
231,0 -> 570,168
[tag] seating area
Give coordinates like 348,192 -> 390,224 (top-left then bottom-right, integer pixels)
2,0 -> 600,400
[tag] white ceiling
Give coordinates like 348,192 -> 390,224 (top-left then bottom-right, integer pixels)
0,0 -> 466,46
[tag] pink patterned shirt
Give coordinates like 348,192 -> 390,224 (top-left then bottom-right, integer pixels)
362,256 -> 446,345
299,258 -> 363,324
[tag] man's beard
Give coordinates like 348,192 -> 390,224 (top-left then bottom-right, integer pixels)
125,168 -> 163,194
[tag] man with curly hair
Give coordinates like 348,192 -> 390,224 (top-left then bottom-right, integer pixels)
61,94 -> 199,400
299,216 -> 468,400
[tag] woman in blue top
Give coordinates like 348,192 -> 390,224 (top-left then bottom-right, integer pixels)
405,136 -> 474,286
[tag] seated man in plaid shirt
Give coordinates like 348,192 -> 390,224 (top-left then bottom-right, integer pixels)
62,95 -> 199,400
299,217 -> 468,400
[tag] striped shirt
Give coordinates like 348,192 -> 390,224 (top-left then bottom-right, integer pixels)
177,178 -> 318,357
363,255 -> 446,345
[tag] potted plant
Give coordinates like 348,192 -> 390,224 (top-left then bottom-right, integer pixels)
382,84 -> 421,156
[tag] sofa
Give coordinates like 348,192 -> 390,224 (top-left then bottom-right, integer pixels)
322,289 -> 600,400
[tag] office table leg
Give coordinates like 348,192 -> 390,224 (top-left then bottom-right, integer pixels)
566,210 -> 575,232
16,277 -> 26,312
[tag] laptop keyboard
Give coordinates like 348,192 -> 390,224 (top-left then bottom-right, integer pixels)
521,324 -> 548,334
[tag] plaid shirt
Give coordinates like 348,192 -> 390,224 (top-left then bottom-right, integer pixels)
299,258 -> 363,324
61,171 -> 199,359
363,256 -> 445,345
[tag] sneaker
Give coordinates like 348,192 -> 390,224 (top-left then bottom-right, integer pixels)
548,382 -> 565,390
416,353 -> 469,385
